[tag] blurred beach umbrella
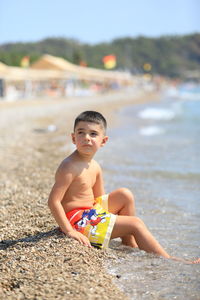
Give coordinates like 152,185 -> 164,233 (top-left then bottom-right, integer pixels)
30,54 -> 131,83
0,55 -> 133,85
0,61 -> 8,71
102,54 -> 117,69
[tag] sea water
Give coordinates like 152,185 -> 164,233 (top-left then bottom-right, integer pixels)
96,85 -> 200,299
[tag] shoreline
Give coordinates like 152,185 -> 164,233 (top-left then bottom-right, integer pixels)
0,89 -> 160,299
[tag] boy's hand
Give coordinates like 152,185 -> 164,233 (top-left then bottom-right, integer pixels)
66,230 -> 92,248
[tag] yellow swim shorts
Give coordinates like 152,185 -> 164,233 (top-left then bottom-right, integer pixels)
66,195 -> 116,249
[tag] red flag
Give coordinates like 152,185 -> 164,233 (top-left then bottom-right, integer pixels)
102,54 -> 116,69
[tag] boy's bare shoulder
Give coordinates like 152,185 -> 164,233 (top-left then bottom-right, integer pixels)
56,154 -> 77,177
92,159 -> 102,173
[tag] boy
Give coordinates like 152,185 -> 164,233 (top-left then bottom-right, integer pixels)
48,111 -> 199,263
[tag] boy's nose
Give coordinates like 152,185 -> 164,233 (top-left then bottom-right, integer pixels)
85,133 -> 90,141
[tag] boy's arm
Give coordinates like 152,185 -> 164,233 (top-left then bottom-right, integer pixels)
48,164 -> 91,247
92,164 -> 105,198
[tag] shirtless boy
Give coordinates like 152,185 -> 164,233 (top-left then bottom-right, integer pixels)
48,111 -> 199,263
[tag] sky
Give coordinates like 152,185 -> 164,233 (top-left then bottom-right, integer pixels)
0,0 -> 200,45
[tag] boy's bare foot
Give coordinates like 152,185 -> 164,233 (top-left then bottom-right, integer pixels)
191,258 -> 200,264
170,256 -> 200,264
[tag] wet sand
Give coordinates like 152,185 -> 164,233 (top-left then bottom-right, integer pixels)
0,90 -> 160,299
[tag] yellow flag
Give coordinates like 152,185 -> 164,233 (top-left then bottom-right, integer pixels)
143,63 -> 152,71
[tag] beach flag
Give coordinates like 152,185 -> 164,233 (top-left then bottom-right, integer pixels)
102,54 -> 116,69
20,56 -> 30,68
143,63 -> 152,72
80,60 -> 87,67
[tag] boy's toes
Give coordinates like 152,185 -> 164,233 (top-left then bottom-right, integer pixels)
192,258 -> 200,264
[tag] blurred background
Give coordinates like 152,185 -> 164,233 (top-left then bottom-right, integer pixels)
1,1 -> 200,299
0,0 -> 199,100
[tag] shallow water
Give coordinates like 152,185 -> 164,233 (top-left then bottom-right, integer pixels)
96,85 -> 200,299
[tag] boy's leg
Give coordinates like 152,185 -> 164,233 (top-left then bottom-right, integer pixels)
111,215 -> 170,258
108,188 -> 138,248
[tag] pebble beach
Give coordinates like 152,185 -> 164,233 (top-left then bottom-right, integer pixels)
0,89 -> 159,300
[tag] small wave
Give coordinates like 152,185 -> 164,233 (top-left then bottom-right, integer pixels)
138,108 -> 175,120
139,126 -> 165,136
178,84 -> 200,101
178,91 -> 200,101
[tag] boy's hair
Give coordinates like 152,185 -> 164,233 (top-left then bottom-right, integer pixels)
74,111 -> 107,132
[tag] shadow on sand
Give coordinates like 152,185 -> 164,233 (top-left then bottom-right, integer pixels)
0,228 -> 60,250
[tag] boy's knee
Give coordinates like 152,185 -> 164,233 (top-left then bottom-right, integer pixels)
118,187 -> 134,203
131,216 -> 145,232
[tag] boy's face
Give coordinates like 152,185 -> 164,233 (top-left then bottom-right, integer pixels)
72,121 -> 108,156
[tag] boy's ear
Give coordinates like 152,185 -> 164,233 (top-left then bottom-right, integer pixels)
101,136 -> 108,147
71,133 -> 76,144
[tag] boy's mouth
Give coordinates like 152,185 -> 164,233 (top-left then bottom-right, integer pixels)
82,144 -> 92,147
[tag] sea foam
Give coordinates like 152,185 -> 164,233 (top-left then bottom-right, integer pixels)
138,108 -> 175,120
139,126 -> 164,136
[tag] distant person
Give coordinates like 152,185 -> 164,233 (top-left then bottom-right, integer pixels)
48,111 -> 200,263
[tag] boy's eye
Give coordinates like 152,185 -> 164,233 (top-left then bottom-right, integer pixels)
91,132 -> 98,137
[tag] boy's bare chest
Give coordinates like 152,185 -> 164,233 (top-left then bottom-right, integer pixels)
72,167 -> 97,190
